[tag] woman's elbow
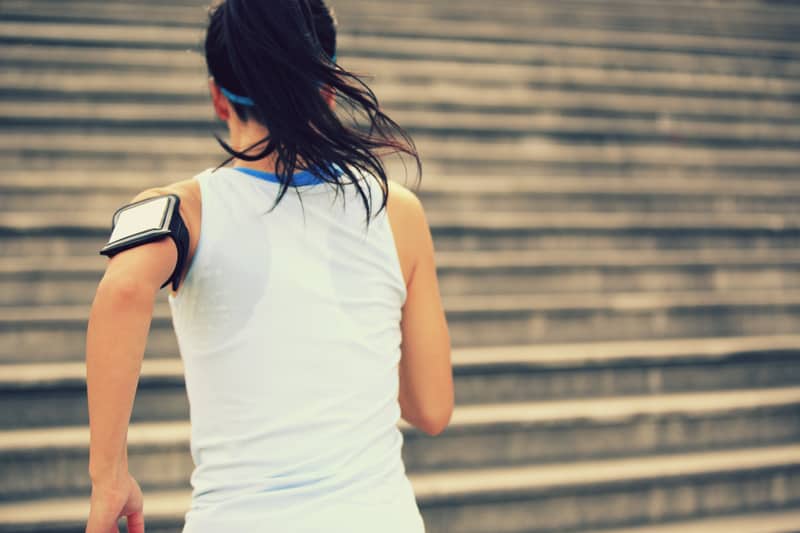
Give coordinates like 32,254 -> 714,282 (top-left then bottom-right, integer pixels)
418,394 -> 454,436
422,344 -> 454,436
419,409 -> 452,437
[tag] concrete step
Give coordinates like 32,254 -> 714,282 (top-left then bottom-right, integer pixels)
2,143 -> 798,183
410,136 -> 800,169
1,132 -> 799,175
3,0 -> 799,43
6,223 -> 799,257
4,31 -> 800,81
6,72 -> 800,135
1,445 -> 798,533
3,335 -> 799,428
8,169 -> 800,193
416,177 -> 800,212
4,250 -> 800,307
2,9 -> 799,60
451,335 -> 800,404
435,257 -> 800,297
589,508 -> 800,533
3,101 -> 800,147
4,289 -> 800,362
441,290 -> 800,347
5,169 -> 800,195
0,274 -> 800,350
2,150 -> 796,181
413,445 -> 800,532
5,55 -> 799,102
2,387 -> 799,501
340,12 -> 800,57
6,0 -> 800,24
5,204 -> 788,232
3,209 -> 799,258
370,80 -> 800,123
289,2 -> 800,45
5,172 -> 800,216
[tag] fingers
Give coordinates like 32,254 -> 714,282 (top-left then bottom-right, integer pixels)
127,510 -> 146,533
87,474 -> 144,533
85,520 -> 122,533
85,511 -> 120,533
86,511 -> 135,533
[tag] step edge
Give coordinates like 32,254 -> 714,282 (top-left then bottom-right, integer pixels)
3,385 -> 799,450
2,334 -> 798,386
1,445 -> 798,523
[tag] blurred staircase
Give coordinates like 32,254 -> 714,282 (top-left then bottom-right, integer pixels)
1,0 -> 800,531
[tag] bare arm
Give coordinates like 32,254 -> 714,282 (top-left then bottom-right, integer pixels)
387,181 -> 454,436
85,183 -> 199,532
86,236 -> 176,483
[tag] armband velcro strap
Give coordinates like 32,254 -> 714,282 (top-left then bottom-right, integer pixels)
99,194 -> 189,291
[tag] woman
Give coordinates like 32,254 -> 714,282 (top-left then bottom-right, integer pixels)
84,1 -> 453,531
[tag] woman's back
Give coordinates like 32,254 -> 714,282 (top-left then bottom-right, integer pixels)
169,167 -> 423,531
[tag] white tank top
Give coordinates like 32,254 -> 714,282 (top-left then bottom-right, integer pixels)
167,166 -> 425,532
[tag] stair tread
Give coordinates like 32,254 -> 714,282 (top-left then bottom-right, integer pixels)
4,290 -> 800,323
2,334 -> 798,388
5,34 -> 800,79
2,385 -> 799,451
2,16 -> 798,55
1,444 -> 798,523
414,444 -> 800,499
5,0 -> 800,29
587,509 -> 800,533
3,209 -> 800,232
5,56 -> 798,120
4,63 -> 799,98
3,132 -> 800,167
454,334 -> 800,367
4,249 -> 800,277
4,171 -> 800,196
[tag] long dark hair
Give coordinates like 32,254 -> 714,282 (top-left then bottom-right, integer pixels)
204,0 -> 421,222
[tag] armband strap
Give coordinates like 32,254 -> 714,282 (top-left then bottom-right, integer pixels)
99,194 -> 190,291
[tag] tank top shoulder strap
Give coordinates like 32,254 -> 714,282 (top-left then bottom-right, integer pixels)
171,168 -> 217,298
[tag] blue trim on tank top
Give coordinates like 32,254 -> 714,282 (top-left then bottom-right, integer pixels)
233,166 -> 327,187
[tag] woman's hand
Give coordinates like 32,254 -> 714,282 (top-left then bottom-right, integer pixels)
86,473 -> 144,533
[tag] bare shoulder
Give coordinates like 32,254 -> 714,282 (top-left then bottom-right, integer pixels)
126,178 -> 202,293
386,179 -> 426,233
129,178 -> 201,225
130,178 -> 201,207
386,180 -> 430,287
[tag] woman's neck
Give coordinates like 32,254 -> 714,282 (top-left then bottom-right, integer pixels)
227,118 -> 316,174
228,121 -> 279,173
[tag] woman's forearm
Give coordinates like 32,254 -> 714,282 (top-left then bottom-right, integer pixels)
86,275 -> 158,484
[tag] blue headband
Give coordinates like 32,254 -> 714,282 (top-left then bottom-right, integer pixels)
220,53 -> 337,107
220,86 -> 255,107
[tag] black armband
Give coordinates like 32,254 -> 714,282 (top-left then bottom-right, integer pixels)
99,194 -> 190,291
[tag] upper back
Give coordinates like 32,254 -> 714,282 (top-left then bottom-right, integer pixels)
133,169 -> 420,295
169,167 -> 408,349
